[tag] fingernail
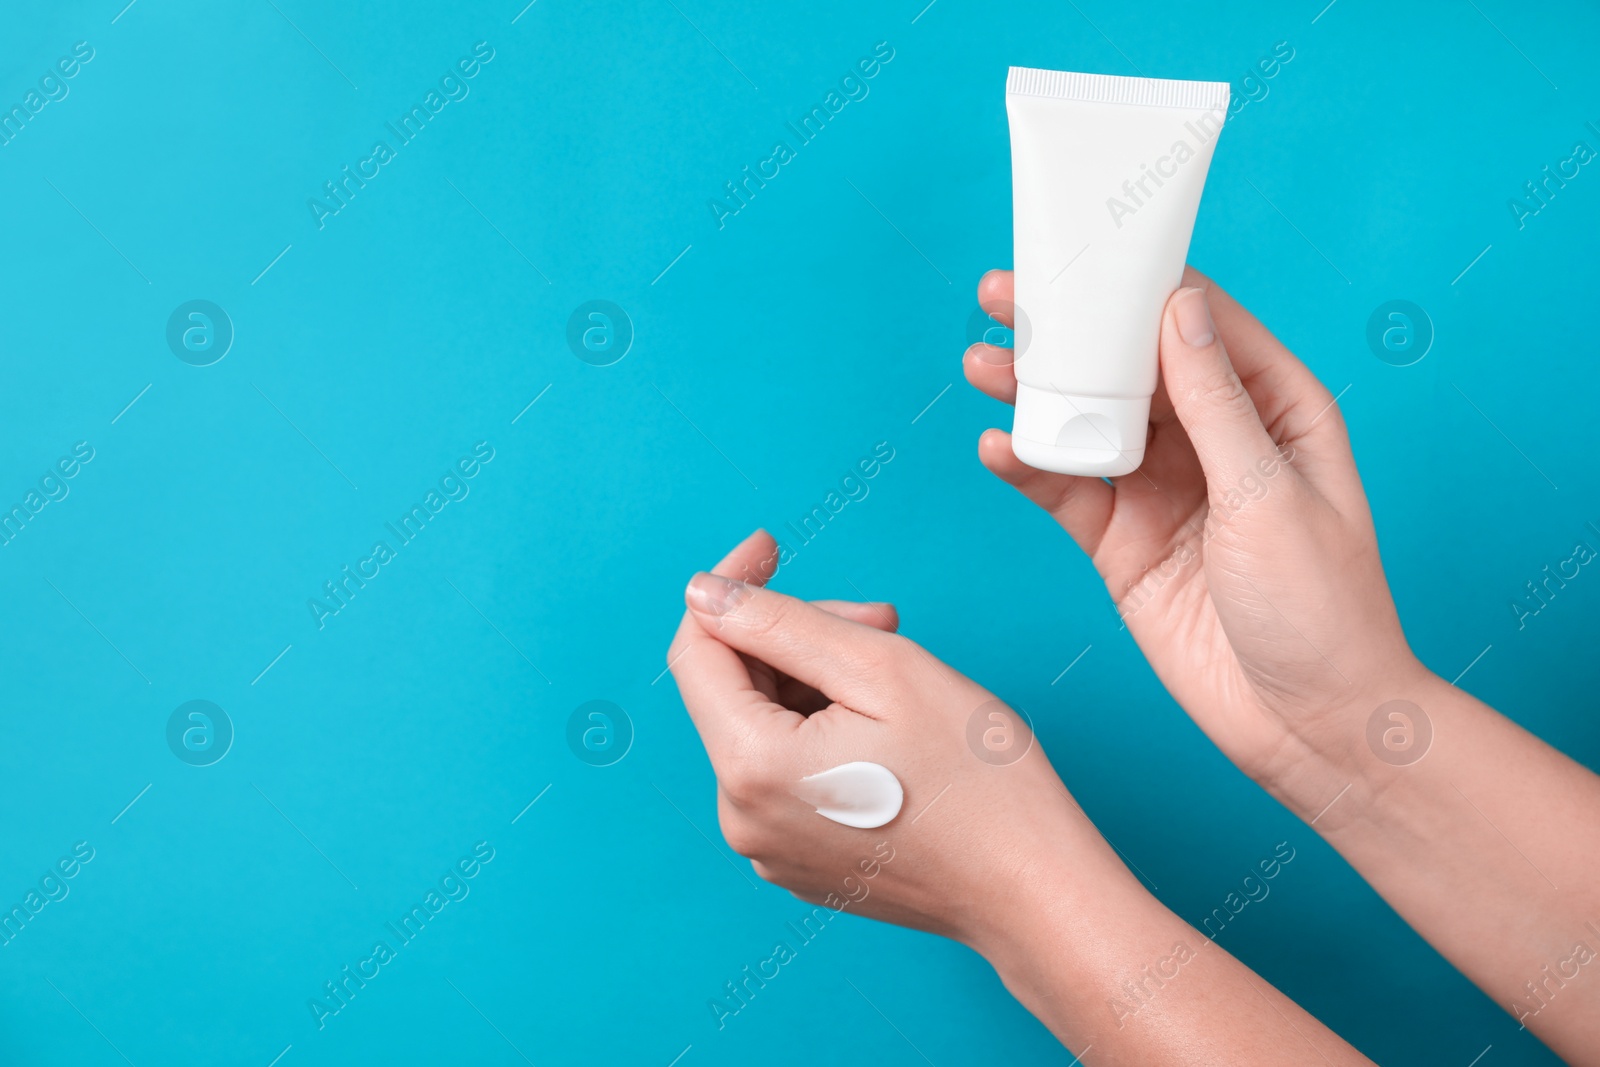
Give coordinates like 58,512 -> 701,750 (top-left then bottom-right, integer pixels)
1173,288 -> 1215,348
687,572 -> 745,615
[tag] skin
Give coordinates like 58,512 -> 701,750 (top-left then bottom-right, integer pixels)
668,530 -> 1372,1064
668,270 -> 1600,1062
966,268 -> 1600,1062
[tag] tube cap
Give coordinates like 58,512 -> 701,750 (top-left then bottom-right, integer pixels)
1010,385 -> 1151,477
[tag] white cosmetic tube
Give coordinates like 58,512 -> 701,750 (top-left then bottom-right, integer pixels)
1005,68 -> 1230,476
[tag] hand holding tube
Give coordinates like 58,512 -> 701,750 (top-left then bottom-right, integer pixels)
966,267 -> 1420,815
965,268 -> 1600,1062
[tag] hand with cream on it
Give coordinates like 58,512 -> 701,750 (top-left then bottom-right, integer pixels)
964,268 -> 1420,816
669,529 -> 1376,1065
666,529 -> 1112,943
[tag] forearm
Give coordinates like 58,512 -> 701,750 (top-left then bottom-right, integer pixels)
973,854 -> 1373,1065
1298,669 -> 1600,1062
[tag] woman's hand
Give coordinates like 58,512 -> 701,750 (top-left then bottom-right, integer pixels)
964,269 -> 1426,815
665,529 -> 1119,947
966,270 -> 1600,1062
667,529 -> 1377,1066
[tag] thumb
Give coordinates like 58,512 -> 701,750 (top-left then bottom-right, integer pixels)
1160,287 -> 1283,489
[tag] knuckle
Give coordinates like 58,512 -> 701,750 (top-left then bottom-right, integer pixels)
738,593 -> 789,641
716,785 -> 774,863
723,825 -> 758,857
721,818 -> 762,860
719,769 -> 756,809
871,634 -> 921,680
717,743 -> 771,808
1197,366 -> 1250,409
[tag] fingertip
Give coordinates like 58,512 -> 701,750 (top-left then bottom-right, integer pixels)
741,527 -> 778,557
978,428 -> 1027,483
977,269 -> 1016,328
684,569 -> 709,608
686,571 -> 748,617
1158,290 -> 1281,485
853,602 -> 901,633
964,345 -> 1020,405
1167,287 -> 1216,351
978,268 -> 1013,302
745,527 -> 780,581
713,529 -> 781,585
1158,288 -> 1221,383
964,341 -> 1014,368
961,343 -> 982,379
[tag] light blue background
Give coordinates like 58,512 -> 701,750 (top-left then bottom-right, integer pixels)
1,1 -> 1596,1064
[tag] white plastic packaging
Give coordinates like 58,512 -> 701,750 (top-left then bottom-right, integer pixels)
1005,67 -> 1229,476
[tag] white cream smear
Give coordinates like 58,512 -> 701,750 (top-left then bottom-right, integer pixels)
795,762 -> 904,829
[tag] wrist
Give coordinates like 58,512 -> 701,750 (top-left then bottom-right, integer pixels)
974,848 -> 1203,1047
1253,654 -> 1444,824
966,831 -> 1165,977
